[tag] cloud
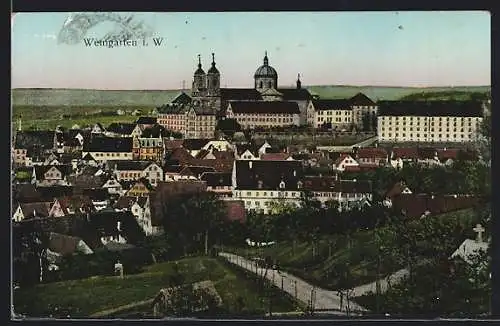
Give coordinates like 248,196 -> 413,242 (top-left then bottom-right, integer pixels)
34,33 -> 57,39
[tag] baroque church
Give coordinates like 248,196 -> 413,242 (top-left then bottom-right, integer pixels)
188,52 -> 314,121
156,51 -> 317,138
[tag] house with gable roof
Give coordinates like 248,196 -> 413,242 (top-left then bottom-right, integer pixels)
232,160 -> 304,214
235,144 -> 260,160
136,116 -> 157,130
114,196 -> 160,236
349,92 -> 378,129
333,153 -> 359,172
13,130 -> 57,166
105,123 -> 142,138
82,136 -> 133,162
355,147 -> 388,167
33,165 -> 73,187
126,178 -> 154,197
200,171 -> 232,198
110,160 -> 164,187
137,134 -> 164,164
306,99 -> 353,129
101,176 -> 124,195
303,176 -> 373,211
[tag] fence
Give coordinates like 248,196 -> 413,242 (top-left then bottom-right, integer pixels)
219,253 -> 368,316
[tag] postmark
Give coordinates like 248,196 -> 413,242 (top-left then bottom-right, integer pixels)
57,12 -> 163,47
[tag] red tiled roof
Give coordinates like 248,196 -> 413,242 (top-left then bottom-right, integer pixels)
357,147 -> 388,159
392,147 -> 419,160
194,158 -> 234,173
56,196 -> 94,214
164,139 -> 184,150
261,153 -> 291,161
436,148 -> 461,160
392,194 -> 482,219
170,147 -> 195,165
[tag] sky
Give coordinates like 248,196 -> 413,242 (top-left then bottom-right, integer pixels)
11,11 -> 491,90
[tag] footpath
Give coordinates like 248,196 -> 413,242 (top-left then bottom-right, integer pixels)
219,252 -> 369,315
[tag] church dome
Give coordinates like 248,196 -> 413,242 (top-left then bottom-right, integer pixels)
208,65 -> 219,74
194,55 -> 206,76
254,52 -> 277,78
207,53 -> 219,74
194,67 -> 206,75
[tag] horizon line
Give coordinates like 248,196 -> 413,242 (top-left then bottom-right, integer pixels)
12,84 -> 492,91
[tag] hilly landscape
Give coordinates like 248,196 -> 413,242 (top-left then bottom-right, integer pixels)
12,85 -> 490,107
11,85 -> 490,130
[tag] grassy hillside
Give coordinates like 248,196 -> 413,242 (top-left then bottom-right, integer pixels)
307,85 -> 490,101
12,86 -> 490,106
224,207 -> 481,291
11,86 -> 489,131
12,89 -> 181,106
12,105 -> 145,130
14,256 -> 298,318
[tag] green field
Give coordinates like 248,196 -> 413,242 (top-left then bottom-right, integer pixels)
13,256 -> 298,318
12,106 -> 142,130
307,85 -> 490,101
11,86 -> 490,131
12,86 -> 490,106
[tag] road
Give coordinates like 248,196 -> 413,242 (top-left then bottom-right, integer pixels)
219,252 -> 368,315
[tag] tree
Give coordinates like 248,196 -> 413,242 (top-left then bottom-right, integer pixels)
13,222 -> 50,286
138,235 -> 172,263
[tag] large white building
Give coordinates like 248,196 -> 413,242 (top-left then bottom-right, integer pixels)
306,93 -> 378,130
377,100 -> 484,143
226,101 -> 300,129
82,136 -> 133,162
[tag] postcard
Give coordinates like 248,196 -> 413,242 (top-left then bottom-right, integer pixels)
11,11 -> 491,320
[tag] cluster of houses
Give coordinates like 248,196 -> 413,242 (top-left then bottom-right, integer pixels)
12,118 -> 483,224
10,52 -> 489,272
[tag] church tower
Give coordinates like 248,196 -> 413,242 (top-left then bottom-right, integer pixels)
296,73 -> 302,89
192,54 -> 207,97
206,53 -> 220,97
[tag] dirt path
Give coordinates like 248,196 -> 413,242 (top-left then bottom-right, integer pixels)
219,252 -> 368,315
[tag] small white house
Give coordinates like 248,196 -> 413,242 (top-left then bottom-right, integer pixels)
334,154 -> 359,172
